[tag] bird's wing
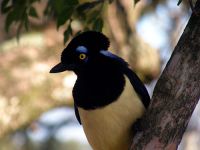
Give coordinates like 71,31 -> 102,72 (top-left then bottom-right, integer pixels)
123,67 -> 150,108
74,104 -> 82,124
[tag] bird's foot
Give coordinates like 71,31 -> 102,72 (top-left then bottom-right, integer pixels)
132,118 -> 143,134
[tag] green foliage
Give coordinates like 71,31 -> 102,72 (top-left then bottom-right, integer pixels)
1,0 -> 40,39
29,6 -> 38,18
64,25 -> 72,44
1,0 -> 108,43
93,18 -> 103,32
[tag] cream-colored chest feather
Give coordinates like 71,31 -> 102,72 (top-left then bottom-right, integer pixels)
78,77 -> 145,150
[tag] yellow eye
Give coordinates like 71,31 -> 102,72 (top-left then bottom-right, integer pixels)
79,53 -> 87,60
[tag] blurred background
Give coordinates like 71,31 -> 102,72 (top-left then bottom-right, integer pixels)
0,0 -> 200,150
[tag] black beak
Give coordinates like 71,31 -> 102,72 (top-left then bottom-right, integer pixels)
50,63 -> 68,73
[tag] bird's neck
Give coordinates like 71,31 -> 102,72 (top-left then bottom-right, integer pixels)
73,64 -> 125,110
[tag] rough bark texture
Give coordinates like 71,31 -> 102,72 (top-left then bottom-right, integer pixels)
130,1 -> 200,150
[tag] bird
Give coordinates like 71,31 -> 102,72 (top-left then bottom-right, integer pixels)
50,31 -> 150,150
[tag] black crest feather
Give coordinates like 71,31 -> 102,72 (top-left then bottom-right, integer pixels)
66,31 -> 110,53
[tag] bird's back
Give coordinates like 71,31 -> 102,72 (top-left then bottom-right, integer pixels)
78,77 -> 145,150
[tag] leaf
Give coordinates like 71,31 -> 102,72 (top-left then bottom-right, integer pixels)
29,0 -> 39,3
67,0 -> 78,6
134,0 -> 140,5
64,25 -> 72,44
44,1 -> 52,16
5,4 -> 27,33
108,0 -> 114,4
49,0 -> 64,14
92,18 -> 103,32
1,0 -> 10,13
1,6 -> 12,13
86,10 -> 99,24
50,0 -> 78,14
5,10 -> 17,32
57,7 -> 73,29
29,6 -> 38,18
24,14 -> 29,31
177,0 -> 183,5
77,1 -> 101,13
16,23 -> 22,41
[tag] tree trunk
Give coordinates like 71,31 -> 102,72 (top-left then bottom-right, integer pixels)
130,1 -> 200,149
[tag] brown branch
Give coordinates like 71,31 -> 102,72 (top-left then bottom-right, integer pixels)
130,0 -> 200,149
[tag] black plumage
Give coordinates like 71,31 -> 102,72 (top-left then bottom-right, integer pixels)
50,31 -> 150,150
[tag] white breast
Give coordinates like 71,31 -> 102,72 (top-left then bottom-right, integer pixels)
78,77 -> 145,150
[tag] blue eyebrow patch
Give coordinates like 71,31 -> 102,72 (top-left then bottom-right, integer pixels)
100,50 -> 117,59
76,46 -> 88,53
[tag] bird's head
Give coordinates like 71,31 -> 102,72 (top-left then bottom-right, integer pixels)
50,31 -> 126,74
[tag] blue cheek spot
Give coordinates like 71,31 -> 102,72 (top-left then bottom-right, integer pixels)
76,46 -> 88,54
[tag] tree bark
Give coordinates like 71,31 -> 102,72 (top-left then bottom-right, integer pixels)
130,1 -> 200,150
